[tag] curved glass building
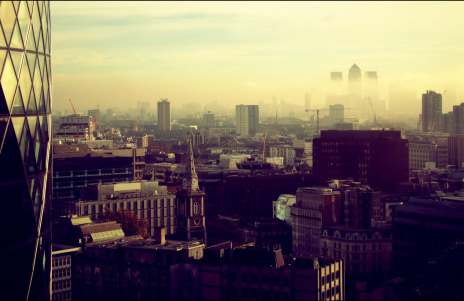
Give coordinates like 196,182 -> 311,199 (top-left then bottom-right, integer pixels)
0,1 -> 52,300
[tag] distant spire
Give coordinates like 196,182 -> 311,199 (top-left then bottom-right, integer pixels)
186,130 -> 197,178
183,130 -> 199,192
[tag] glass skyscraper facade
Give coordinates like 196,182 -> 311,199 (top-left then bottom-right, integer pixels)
0,1 -> 52,300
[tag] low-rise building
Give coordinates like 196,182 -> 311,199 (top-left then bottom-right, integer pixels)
65,181 -> 177,237
320,226 -> 392,275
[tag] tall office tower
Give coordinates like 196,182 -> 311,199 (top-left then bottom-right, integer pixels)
236,104 -> 259,137
364,71 -> 379,105
348,64 -> 362,113
422,90 -> 442,132
327,72 -> 343,107
157,98 -> 171,132
313,130 -> 409,192
331,71 -> 342,82
448,135 -> 464,167
106,108 -> 113,122
305,92 -> 310,111
0,1 -> 52,299
453,103 -> 464,134
176,132 -> 207,243
203,111 -> 214,127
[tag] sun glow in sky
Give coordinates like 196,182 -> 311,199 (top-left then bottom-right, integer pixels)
51,1 -> 464,113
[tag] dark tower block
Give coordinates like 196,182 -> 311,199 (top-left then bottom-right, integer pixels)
176,131 -> 207,244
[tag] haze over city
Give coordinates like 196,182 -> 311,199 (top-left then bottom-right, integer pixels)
52,1 -> 464,113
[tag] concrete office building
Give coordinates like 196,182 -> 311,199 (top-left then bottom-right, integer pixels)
236,104 -> 259,137
291,187 -> 342,257
158,98 -> 171,132
0,1 -> 53,299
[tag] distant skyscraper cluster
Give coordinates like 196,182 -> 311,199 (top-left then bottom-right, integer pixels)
328,64 -> 382,121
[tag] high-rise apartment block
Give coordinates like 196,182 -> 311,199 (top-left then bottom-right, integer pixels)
157,98 -> 171,132
0,1 -> 52,299
235,104 -> 259,137
313,130 -> 409,191
422,90 -> 442,132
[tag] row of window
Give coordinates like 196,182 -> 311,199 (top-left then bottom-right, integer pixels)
51,291 -> 71,301
231,287 -> 290,300
52,257 -> 71,268
230,272 -> 290,286
52,269 -> 71,279
330,243 -> 383,251
52,280 -> 71,292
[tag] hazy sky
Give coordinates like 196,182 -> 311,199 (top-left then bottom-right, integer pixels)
51,1 -> 464,113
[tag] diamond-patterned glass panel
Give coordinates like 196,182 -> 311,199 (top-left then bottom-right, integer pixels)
10,50 -> 24,78
26,23 -> 35,51
26,52 -> 35,78
27,116 -> 37,136
0,23 -> 7,47
32,3 -> 40,49
26,86 -> 37,114
10,21 -> 24,49
0,116 -> 8,150
11,87 -> 25,115
33,64 -> 41,105
17,3 -> 30,46
1,53 -> 18,111
0,1 -> 16,46
19,60 -> 32,102
0,49 -> 7,73
37,30 -> 43,53
11,116 -> 24,144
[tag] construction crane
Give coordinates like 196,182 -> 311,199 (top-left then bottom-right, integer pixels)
68,99 -> 80,138
305,107 -> 351,134
305,109 -> 322,135
367,96 -> 377,127
68,99 -> 77,114
261,132 -> 266,161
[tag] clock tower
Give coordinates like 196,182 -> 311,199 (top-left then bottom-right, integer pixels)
176,131 -> 207,244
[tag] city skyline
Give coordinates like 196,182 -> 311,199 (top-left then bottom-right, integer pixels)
51,2 -> 464,112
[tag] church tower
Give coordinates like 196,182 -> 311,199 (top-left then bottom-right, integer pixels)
176,131 -> 207,243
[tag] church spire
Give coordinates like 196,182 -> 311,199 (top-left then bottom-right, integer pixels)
183,130 -> 199,192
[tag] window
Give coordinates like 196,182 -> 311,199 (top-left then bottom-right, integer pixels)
262,275 -> 269,284
194,202 -> 199,215
241,273 -> 248,282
